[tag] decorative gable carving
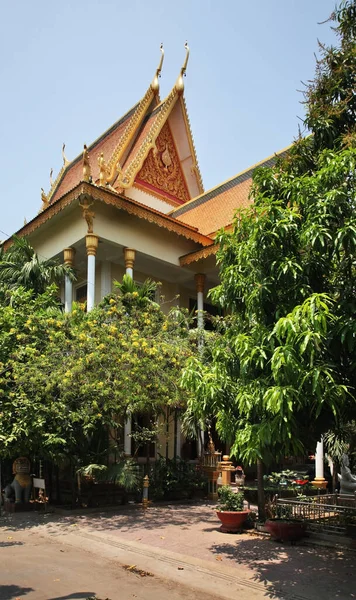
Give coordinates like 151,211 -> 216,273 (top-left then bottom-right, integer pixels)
136,122 -> 190,204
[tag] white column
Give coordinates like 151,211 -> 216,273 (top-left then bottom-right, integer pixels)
64,276 -> 73,313
86,235 -> 99,312
315,439 -> 324,480
312,437 -> 327,489
63,248 -> 75,313
195,273 -> 206,331
123,248 -> 136,279
100,260 -> 111,299
124,417 -> 132,456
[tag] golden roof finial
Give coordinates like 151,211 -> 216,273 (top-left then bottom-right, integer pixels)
151,43 -> 164,94
41,187 -> 49,209
62,143 -> 70,167
175,41 -> 189,95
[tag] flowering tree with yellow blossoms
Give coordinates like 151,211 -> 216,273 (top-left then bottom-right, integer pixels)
0,280 -> 194,465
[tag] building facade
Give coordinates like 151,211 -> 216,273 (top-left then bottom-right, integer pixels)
4,46 -> 287,461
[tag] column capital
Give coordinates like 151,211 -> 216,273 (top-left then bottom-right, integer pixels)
195,273 -> 206,294
123,247 -> 136,270
63,247 -> 76,266
86,234 -> 99,256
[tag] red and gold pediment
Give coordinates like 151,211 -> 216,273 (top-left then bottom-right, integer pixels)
135,122 -> 190,205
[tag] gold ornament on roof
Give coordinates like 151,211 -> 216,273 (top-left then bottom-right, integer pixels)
82,144 -> 91,182
41,188 -> 49,209
62,143 -> 70,167
98,151 -> 122,187
151,43 -> 164,94
137,122 -> 189,203
161,144 -> 172,170
98,152 -> 107,187
175,41 -> 189,94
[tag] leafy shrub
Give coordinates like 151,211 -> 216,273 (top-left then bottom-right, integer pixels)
217,486 -> 245,512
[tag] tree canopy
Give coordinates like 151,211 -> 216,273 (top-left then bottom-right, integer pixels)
0,279 -> 194,464
182,0 -> 356,467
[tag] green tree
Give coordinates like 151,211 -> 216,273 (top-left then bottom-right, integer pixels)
182,1 -> 356,519
0,281 -> 193,469
0,235 -> 74,302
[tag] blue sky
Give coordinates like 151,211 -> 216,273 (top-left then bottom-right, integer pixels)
0,0 -> 337,239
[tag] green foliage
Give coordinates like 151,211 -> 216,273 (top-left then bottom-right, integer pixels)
182,2 -> 356,470
217,486 -> 244,512
0,277 -> 194,462
0,235 -> 75,302
148,458 -> 207,500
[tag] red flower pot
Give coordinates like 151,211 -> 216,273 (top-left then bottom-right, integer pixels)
265,519 -> 307,542
216,510 -> 250,533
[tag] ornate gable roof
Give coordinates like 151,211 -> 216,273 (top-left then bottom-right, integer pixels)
136,121 -> 190,205
42,44 -> 203,211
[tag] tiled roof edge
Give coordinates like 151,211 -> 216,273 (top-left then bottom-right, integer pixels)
172,147 -> 290,218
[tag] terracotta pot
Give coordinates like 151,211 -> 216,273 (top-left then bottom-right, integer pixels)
216,510 -> 250,533
265,519 -> 307,542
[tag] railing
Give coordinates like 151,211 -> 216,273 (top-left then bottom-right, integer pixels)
276,493 -> 356,535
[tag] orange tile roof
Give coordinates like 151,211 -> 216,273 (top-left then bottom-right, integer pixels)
51,106 -> 138,202
172,147 -> 290,236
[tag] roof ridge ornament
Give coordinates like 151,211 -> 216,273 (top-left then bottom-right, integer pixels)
62,143 -> 70,167
151,43 -> 164,94
175,42 -> 189,95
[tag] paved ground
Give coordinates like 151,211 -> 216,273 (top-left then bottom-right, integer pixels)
0,527 -> 220,600
1,502 -> 356,600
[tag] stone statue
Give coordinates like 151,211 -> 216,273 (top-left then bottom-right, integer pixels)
338,454 -> 356,495
4,457 -> 32,504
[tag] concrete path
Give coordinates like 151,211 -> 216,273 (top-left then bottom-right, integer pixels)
0,525 -> 220,600
1,502 -> 356,600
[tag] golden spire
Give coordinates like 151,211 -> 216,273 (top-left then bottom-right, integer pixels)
62,143 -> 70,167
151,43 -> 164,94
175,42 -> 189,94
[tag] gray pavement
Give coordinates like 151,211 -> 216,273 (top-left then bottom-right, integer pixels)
1,502 -> 356,600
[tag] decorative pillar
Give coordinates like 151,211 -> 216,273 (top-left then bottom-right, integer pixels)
100,261 -> 111,299
123,248 -> 136,279
195,273 -> 206,330
63,247 -> 75,313
312,438 -> 328,489
124,416 -> 132,456
86,234 -> 99,312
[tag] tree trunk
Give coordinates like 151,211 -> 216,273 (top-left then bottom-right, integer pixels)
257,458 -> 266,521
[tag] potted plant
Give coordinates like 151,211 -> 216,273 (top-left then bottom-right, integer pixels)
265,502 -> 307,542
216,485 -> 250,533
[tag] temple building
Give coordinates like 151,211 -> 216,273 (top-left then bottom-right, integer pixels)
4,45 -> 287,461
